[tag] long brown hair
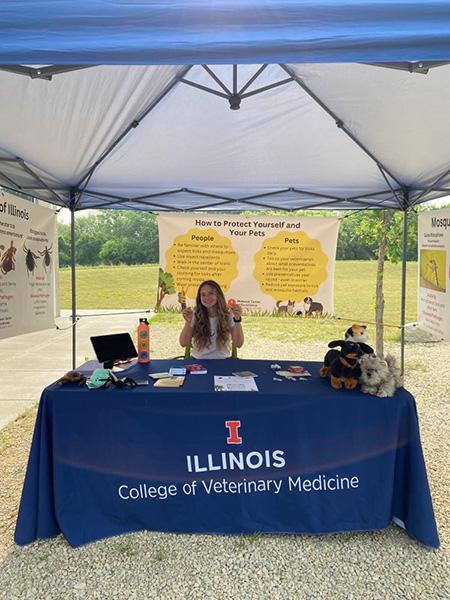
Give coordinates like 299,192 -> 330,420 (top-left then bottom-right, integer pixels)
192,280 -> 231,351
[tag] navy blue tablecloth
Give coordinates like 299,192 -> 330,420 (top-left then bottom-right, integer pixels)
15,360 -> 439,549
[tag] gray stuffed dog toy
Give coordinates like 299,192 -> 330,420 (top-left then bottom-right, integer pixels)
359,354 -> 403,397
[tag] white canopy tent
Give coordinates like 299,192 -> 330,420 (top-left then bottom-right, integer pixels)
2,1 -> 450,367
1,62 -> 450,212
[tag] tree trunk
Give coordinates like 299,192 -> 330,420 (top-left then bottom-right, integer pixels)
375,211 -> 389,357
156,283 -> 166,308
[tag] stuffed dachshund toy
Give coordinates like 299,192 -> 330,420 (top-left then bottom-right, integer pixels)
319,340 -> 373,390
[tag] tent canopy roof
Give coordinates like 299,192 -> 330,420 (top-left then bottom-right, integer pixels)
1,2 -> 450,212
2,1 -> 450,66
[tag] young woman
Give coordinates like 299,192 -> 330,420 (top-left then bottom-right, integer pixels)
179,280 -> 244,359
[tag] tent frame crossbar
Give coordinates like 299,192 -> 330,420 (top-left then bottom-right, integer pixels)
19,161 -> 64,205
279,63 -> 405,191
179,64 -> 294,109
411,162 -> 450,207
0,156 -> 65,206
0,64 -> 95,80
377,164 -> 407,210
366,61 -> 450,75
75,65 -> 193,190
236,64 -> 268,95
1,61 -> 448,82
0,168 -> 21,190
76,185 -> 403,212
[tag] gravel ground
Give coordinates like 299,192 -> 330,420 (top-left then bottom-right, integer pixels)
0,340 -> 449,600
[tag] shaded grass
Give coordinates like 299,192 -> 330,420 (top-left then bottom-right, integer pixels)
59,261 -> 417,345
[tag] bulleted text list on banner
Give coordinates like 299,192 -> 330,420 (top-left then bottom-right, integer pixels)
157,214 -> 339,315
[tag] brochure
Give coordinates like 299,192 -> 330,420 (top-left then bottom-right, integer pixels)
232,370 -> 258,378
153,376 -> 185,388
214,376 -> 258,392
149,372 -> 173,380
185,364 -> 207,374
169,366 -> 187,376
289,365 -> 306,373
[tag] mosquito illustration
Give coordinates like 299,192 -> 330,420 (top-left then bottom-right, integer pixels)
425,258 -> 440,288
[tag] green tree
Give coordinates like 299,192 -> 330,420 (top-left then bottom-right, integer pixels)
99,239 -> 124,265
57,223 -> 71,267
58,209 -> 159,266
75,231 -> 105,266
352,207 -> 419,356
97,210 -> 159,264
157,268 -> 175,307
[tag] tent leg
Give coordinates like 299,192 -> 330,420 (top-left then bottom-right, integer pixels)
400,207 -> 408,376
70,205 -> 77,369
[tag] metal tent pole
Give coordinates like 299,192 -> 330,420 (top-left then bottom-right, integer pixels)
400,204 -> 409,375
70,203 -> 77,369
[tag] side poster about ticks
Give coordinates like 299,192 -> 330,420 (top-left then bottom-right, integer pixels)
0,190 -> 56,340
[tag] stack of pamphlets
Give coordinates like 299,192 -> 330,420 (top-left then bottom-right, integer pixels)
289,365 -> 306,373
186,364 -> 207,375
276,365 -> 311,377
289,367 -> 311,377
153,376 -> 185,388
232,370 -> 258,378
149,372 -> 172,380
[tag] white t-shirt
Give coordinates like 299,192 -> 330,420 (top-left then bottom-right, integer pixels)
190,313 -> 234,359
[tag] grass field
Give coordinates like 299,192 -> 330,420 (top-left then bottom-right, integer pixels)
59,261 -> 417,345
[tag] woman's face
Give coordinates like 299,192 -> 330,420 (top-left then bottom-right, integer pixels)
199,284 -> 218,312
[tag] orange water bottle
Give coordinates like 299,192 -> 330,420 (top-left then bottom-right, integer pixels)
137,318 -> 150,363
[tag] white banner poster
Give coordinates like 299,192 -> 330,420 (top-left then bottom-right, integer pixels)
418,207 -> 450,340
0,190 -> 56,340
157,214 -> 339,315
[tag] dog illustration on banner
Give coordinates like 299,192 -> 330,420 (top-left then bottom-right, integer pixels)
276,300 -> 295,314
275,297 -> 325,316
303,297 -> 323,317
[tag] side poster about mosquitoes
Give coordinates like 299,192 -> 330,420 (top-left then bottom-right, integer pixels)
157,214 -> 339,315
418,207 -> 450,341
0,190 -> 56,340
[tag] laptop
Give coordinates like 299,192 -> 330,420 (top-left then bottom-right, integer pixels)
90,333 -> 138,368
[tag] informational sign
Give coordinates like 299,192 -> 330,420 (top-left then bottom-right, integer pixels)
0,189 -> 56,340
418,207 -> 450,340
157,214 -> 339,315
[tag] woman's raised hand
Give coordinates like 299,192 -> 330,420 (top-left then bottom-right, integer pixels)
231,304 -> 242,320
182,307 -> 193,322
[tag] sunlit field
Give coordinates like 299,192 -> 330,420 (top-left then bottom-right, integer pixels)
59,261 -> 417,345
